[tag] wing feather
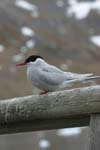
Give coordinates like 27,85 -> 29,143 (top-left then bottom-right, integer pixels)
38,62 -> 93,87
39,65 -> 67,85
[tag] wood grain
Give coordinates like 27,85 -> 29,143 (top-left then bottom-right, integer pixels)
0,85 -> 100,134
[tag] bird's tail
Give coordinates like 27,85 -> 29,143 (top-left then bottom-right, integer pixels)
71,75 -> 100,84
58,75 -> 100,90
78,75 -> 100,82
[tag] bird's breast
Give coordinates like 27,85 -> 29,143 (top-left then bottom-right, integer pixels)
26,67 -> 58,91
27,67 -> 39,82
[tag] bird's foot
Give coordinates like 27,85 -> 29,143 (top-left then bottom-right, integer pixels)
40,90 -> 49,95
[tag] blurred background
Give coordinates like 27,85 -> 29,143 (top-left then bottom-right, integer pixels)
0,0 -> 100,149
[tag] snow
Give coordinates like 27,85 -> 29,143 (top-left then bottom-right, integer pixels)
31,11 -> 39,18
90,35 -> 100,47
31,10 -> 39,18
0,45 -> 4,53
56,0 -> 64,7
60,63 -> 68,70
68,0 -> 76,5
57,127 -> 81,137
21,27 -> 35,37
39,139 -> 50,148
26,39 -> 35,49
15,0 -> 38,12
20,46 -> 28,53
12,53 -> 24,62
67,2 -> 91,19
20,39 -> 35,53
15,0 -> 39,18
66,0 -> 100,20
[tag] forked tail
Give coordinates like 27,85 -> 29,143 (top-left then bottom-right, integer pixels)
59,75 -> 100,90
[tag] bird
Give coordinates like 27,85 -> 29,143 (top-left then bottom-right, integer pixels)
16,55 -> 100,94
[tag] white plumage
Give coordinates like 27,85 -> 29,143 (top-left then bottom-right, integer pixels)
26,57 -> 100,92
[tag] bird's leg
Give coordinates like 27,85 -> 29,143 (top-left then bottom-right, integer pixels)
40,90 -> 49,95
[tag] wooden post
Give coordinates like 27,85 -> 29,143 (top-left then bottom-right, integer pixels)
89,114 -> 100,150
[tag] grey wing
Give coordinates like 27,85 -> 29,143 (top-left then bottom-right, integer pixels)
42,64 -> 64,74
39,65 -> 68,85
42,64 -> 90,79
39,64 -> 93,86
39,64 -> 80,86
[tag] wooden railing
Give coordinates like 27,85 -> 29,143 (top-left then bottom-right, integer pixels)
0,85 -> 100,149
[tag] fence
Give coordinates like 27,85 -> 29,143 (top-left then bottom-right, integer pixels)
0,85 -> 100,149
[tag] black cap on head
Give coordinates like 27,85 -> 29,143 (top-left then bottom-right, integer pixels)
25,55 -> 43,63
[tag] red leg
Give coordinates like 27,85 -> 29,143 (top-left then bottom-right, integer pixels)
40,90 -> 49,95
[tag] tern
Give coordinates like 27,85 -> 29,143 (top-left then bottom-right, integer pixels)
16,55 -> 100,94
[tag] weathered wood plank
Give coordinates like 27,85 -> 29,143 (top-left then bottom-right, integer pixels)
89,114 -> 100,150
0,85 -> 100,134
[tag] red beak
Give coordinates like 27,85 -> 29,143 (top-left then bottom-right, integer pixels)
16,63 -> 26,66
